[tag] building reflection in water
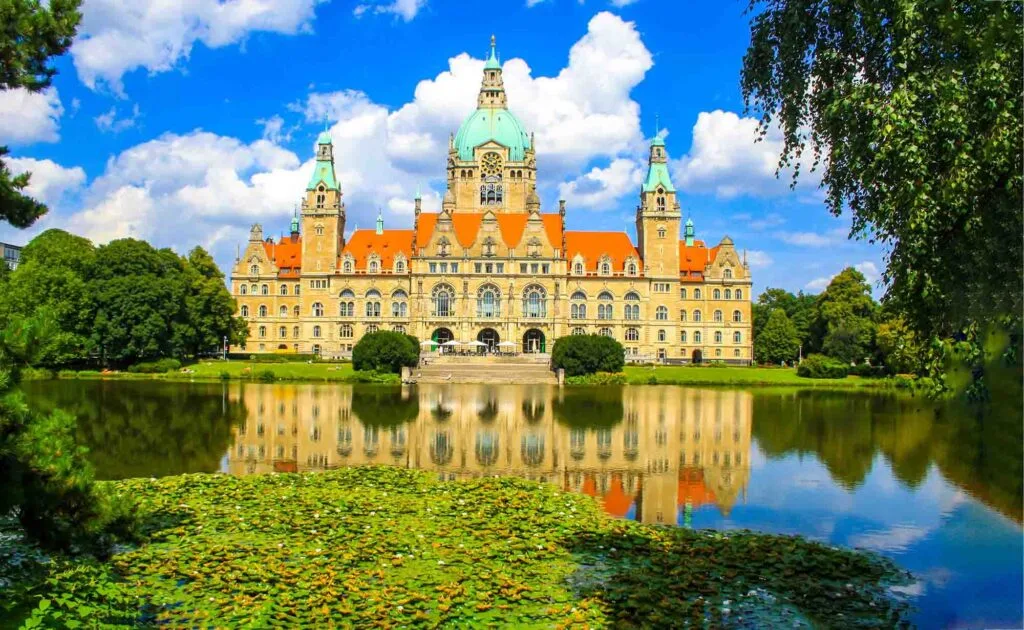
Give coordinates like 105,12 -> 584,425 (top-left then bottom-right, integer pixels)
225,384 -> 752,525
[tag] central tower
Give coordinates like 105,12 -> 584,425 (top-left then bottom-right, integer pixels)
447,36 -> 537,213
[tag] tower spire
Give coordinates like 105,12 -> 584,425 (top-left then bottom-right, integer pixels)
479,35 -> 506,108
376,209 -> 384,235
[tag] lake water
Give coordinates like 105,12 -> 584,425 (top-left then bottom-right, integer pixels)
22,380 -> 1023,628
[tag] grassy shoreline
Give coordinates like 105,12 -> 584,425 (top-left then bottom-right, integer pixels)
22,362 -> 914,389
6,467 -> 911,627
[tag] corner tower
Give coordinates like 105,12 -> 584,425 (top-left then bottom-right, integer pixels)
636,135 -> 681,278
302,130 -> 346,274
447,36 -> 536,213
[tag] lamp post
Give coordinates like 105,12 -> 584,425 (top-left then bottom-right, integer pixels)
223,336 -> 228,360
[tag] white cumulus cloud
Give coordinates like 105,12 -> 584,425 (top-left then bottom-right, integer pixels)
558,158 -> 643,210
353,0 -> 427,20
674,109 -> 821,198
745,250 -> 773,268
0,88 -> 63,145
72,0 -> 326,94
6,157 -> 87,207
95,104 -> 141,133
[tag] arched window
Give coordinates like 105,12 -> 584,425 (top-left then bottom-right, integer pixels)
392,300 -> 407,317
279,326 -> 286,338
656,196 -> 666,211
293,305 -> 300,317
477,284 -> 500,318
680,287 -> 687,300
261,284 -> 269,295
598,291 -> 613,320
626,262 -> 637,276
293,325 -> 300,338
680,310 -> 687,322
714,331 -> 722,344
312,302 -> 324,317
658,227 -> 666,238
574,262 -> 584,275
280,285 -> 288,296
240,285 -> 247,295
365,290 -> 381,318
725,289 -> 732,299
713,289 -> 721,300
249,264 -> 259,275
600,262 -> 611,276
294,285 -> 300,296
571,327 -> 586,335
313,325 -> 322,338
624,292 -> 640,320
693,310 -> 702,322
250,284 -> 258,294
625,328 -> 639,342
733,310 -> 742,323
598,327 -> 613,337
570,291 -> 587,319
694,288 -> 702,300
714,310 -> 723,322
240,305 -> 249,317
680,330 -> 687,343
724,268 -> 733,279
432,284 -> 455,317
656,306 -> 668,320
279,305 -> 287,317
395,260 -> 406,273
340,324 -> 353,338
733,331 -> 742,344
343,260 -> 353,273
523,285 -> 546,318
369,260 -> 379,273
258,325 -> 266,338
657,329 -> 666,342
366,324 -> 379,334
735,289 -> 743,300
392,325 -> 405,334
694,331 -> 702,343
258,305 -> 267,317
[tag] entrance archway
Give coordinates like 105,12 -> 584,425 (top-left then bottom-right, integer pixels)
477,328 -> 500,352
691,349 -> 703,364
432,328 -> 454,353
523,329 -> 546,354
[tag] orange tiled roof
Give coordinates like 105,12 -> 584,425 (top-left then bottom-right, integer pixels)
415,212 -> 564,251
602,476 -> 636,518
679,241 -> 719,279
564,231 -> 642,272
263,238 -> 302,277
341,229 -> 414,271
677,468 -> 716,508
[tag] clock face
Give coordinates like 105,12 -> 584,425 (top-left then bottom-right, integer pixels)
481,152 -> 502,176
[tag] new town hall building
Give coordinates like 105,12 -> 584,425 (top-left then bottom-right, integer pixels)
232,39 -> 753,363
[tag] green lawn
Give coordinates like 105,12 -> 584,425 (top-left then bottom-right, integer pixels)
41,361 -> 400,383
8,468 -> 910,627
622,365 -> 887,387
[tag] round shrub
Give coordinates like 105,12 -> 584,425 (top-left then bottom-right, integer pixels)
797,354 -> 849,379
126,358 -> 181,373
551,335 -> 625,377
352,331 -> 419,374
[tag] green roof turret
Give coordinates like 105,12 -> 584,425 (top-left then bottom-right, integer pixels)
484,34 -> 501,70
642,133 -> 675,193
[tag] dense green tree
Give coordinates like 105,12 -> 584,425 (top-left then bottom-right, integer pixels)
875,316 -> 923,374
810,268 -> 877,363
181,247 -> 248,355
754,288 -> 816,352
352,331 -> 419,374
551,334 -> 625,377
742,0 -> 1022,343
755,309 -> 800,364
1,230 -> 96,364
0,0 -> 81,228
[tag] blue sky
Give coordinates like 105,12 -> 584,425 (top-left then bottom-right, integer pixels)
0,0 -> 885,297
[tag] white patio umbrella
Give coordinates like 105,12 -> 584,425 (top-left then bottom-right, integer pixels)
466,340 -> 487,347
419,339 -> 438,347
441,340 -> 461,347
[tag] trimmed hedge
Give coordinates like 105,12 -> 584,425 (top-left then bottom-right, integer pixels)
551,335 -> 625,377
352,331 -> 419,374
126,358 -> 182,373
797,354 -> 848,379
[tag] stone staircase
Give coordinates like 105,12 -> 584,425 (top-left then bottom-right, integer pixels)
412,354 -> 558,384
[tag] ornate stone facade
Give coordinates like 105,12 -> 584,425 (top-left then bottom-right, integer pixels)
231,38 -> 753,363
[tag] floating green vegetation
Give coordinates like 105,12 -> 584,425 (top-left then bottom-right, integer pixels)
9,468 -> 911,627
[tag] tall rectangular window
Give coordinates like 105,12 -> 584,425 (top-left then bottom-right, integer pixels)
475,263 -> 482,273
496,263 -> 504,273
429,262 -> 437,273
451,263 -> 458,273
520,263 -> 527,274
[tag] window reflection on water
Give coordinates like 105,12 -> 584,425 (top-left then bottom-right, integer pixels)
225,383 -> 755,524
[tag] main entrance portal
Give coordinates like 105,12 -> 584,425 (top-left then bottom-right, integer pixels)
477,328 -> 500,352
523,329 -> 545,354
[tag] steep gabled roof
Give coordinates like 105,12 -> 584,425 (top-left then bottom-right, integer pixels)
564,231 -> 642,272
679,240 -> 719,278
414,212 -> 563,251
341,229 -> 414,271
263,238 -> 302,277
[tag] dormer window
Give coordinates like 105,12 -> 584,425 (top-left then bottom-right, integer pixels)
626,262 -> 637,276
369,260 -> 379,273
395,260 -> 406,273
574,262 -> 583,275
600,262 -> 611,276
723,268 -> 733,279
343,259 -> 353,274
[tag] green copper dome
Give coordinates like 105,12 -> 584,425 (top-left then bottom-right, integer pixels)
454,107 -> 531,161
317,130 -> 332,144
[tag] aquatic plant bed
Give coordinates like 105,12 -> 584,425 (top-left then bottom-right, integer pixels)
9,468 -> 910,627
